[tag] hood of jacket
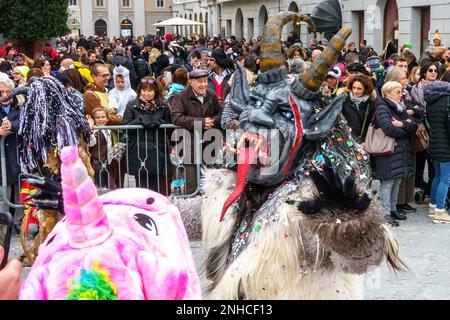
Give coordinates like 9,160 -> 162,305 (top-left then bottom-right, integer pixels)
424,80 -> 450,105
113,65 -> 131,90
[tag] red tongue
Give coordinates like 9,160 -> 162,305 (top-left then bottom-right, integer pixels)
220,146 -> 258,222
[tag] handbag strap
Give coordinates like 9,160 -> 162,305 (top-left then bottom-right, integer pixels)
359,102 -> 371,140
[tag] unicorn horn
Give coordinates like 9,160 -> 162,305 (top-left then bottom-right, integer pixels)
60,146 -> 112,248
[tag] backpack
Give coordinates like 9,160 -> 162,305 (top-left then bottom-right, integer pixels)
133,58 -> 152,79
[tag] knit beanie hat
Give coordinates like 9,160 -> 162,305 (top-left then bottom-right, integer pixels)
16,66 -> 30,79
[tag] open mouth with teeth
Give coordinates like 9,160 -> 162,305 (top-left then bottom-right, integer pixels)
220,96 -> 304,222
235,132 -> 270,167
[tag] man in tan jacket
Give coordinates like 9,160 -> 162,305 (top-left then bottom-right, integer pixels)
83,63 -> 123,125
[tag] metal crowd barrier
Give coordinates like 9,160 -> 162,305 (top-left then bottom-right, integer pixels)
1,124 -> 204,209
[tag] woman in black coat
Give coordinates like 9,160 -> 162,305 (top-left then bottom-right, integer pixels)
423,71 -> 450,223
341,74 -> 376,143
123,78 -> 171,195
372,81 -> 418,226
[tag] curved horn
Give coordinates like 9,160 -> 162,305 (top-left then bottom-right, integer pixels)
60,146 -> 112,248
260,11 -> 316,73
301,26 -> 352,92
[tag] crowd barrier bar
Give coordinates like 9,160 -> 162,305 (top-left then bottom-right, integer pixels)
0,124 -> 204,209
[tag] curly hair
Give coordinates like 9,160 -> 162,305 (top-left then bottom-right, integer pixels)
346,74 -> 374,96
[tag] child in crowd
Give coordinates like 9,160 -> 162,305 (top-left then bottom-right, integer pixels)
87,108 -> 118,190
108,65 -> 137,117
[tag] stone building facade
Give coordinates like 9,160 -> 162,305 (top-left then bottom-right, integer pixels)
68,0 -> 174,38
173,0 -> 450,58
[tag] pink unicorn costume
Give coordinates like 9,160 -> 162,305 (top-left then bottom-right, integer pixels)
19,146 -> 201,300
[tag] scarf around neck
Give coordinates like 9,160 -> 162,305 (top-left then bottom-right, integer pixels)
349,92 -> 369,108
386,97 -> 406,113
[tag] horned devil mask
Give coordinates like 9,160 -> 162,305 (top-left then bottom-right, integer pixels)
221,2 -> 352,220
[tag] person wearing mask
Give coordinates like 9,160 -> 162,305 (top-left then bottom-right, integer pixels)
411,62 -> 439,192
108,65 -> 137,117
341,74 -> 376,143
424,70 -> 450,223
83,64 -> 123,125
372,81 -> 418,226
206,49 -> 234,103
170,69 -> 223,194
123,77 -> 171,194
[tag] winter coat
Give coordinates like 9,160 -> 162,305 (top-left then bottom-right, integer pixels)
123,97 -> 171,179
170,87 -> 223,163
372,97 -> 418,180
341,94 -> 376,141
424,81 -> 450,162
207,69 -> 233,101
0,98 -> 21,185
133,55 -> 152,81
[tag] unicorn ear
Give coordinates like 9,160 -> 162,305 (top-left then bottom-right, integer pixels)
136,251 -> 188,300
60,146 -> 112,248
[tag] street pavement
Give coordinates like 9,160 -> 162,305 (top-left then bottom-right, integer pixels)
10,201 -> 450,300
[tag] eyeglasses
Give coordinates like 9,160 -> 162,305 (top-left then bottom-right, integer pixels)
141,78 -> 155,84
97,73 -> 111,78
427,68 -> 438,73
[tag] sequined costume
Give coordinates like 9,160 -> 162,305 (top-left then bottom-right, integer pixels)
201,2 -> 406,300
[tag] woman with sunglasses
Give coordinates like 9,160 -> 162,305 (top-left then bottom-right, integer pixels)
123,77 -> 171,195
423,70 -> 450,223
410,62 -> 439,198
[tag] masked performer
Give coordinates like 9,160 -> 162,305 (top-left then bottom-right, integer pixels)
201,1 -> 406,300
1,76 -> 94,264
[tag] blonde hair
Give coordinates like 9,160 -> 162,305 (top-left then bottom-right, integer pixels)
381,81 -> 402,98
385,67 -> 406,84
408,66 -> 420,84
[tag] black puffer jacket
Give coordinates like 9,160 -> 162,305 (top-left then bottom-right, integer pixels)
372,97 -> 418,180
424,81 -> 450,162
